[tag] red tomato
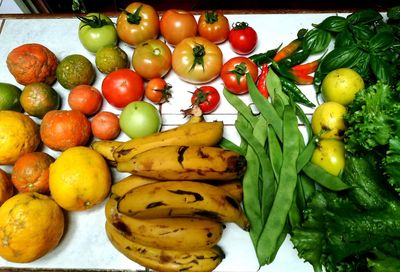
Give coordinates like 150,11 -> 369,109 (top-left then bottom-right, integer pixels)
132,39 -> 172,80
116,2 -> 159,47
68,85 -> 103,116
220,57 -> 258,95
101,68 -> 144,108
145,78 -> 172,104
228,22 -> 258,55
190,86 -> 220,114
91,111 -> 120,140
172,36 -> 223,84
160,9 -> 197,46
198,10 -> 230,44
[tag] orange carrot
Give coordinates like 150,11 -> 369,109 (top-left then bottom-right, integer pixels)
272,39 -> 302,62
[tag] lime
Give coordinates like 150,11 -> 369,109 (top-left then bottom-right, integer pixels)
20,82 -> 60,118
0,82 -> 22,111
95,46 -> 129,74
56,54 -> 96,90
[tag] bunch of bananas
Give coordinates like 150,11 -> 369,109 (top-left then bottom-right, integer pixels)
94,118 -> 249,271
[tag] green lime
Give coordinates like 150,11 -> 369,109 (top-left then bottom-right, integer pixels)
20,82 -> 60,118
95,46 -> 129,74
56,54 -> 96,90
0,82 -> 22,111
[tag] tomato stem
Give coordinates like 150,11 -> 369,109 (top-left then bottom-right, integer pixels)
232,21 -> 249,30
76,13 -> 112,29
205,10 -> 218,24
229,62 -> 247,84
124,5 -> 143,25
190,44 -> 206,72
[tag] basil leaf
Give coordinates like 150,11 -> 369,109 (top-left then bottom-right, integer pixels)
319,46 -> 362,74
370,54 -> 394,83
349,24 -> 375,42
387,6 -> 400,20
347,8 -> 383,25
314,16 -> 347,32
335,29 -> 356,47
369,31 -> 395,53
303,28 -> 332,54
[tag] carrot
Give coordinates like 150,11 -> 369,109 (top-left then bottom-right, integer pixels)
272,39 -> 302,62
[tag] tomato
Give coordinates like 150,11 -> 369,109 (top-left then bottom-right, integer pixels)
198,10 -> 230,44
160,9 -> 197,46
145,78 -> 172,104
228,22 -> 258,55
120,101 -> 161,138
68,85 -> 103,116
78,13 -> 118,53
101,68 -> 144,108
132,39 -> 172,80
220,56 -> 258,94
116,2 -> 159,47
190,86 -> 220,114
91,111 -> 121,140
172,37 -> 223,84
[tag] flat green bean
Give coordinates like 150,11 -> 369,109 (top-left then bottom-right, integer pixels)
256,105 -> 300,265
267,125 -> 282,181
223,87 -> 258,127
219,137 -> 246,156
302,161 -> 352,191
296,136 -> 317,172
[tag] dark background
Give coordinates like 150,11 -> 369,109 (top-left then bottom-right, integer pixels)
28,0 -> 399,13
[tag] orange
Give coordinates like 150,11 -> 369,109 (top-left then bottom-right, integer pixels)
56,54 -> 96,90
0,111 -> 41,165
0,192 -> 64,263
0,82 -> 22,111
91,111 -> 121,140
49,146 -> 111,211
68,84 -> 103,116
11,152 -> 55,194
0,169 -> 13,206
20,82 -> 60,118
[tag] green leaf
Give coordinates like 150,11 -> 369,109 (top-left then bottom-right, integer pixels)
349,24 -> 376,42
346,8 -> 383,25
314,16 -> 347,32
369,31 -> 395,53
303,28 -> 332,54
388,6 -> 400,20
335,29 -> 356,47
319,46 -> 361,73
370,54 -> 393,83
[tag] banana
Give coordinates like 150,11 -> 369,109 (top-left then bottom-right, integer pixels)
105,221 -> 225,272
91,140 -> 122,166
214,180 -> 243,203
111,175 -> 158,197
113,121 -> 224,163
105,194 -> 224,250
116,145 -> 247,181
117,181 -> 250,230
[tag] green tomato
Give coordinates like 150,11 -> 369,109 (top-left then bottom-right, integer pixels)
311,139 -> 345,176
321,68 -> 365,106
78,13 -> 118,53
120,101 -> 162,138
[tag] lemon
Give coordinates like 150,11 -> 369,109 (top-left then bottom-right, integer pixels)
0,111 -> 41,165
321,68 -> 365,106
56,54 -> 96,90
0,82 -> 22,111
95,45 -> 129,74
0,192 -> 64,263
49,146 -> 111,211
311,102 -> 347,140
311,139 -> 345,176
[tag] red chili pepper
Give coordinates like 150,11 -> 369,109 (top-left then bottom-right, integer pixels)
272,39 -> 302,62
256,64 -> 269,98
288,70 -> 314,85
290,60 -> 320,75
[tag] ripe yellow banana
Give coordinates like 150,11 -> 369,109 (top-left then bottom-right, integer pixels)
106,194 -> 223,250
111,175 -> 157,197
105,221 -> 225,272
117,181 -> 250,230
116,145 -> 247,181
113,121 -> 224,163
91,140 -> 122,166
215,180 -> 243,203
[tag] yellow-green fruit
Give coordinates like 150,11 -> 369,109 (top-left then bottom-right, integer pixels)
56,54 -> 95,90
321,68 -> 365,106
311,139 -> 345,176
95,46 -> 129,74
311,102 -> 347,140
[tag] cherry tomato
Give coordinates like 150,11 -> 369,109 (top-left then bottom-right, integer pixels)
91,111 -> 121,140
198,10 -> 230,44
132,39 -> 172,80
228,22 -> 258,55
190,86 -> 220,114
116,2 -> 159,47
145,78 -> 172,104
78,13 -> 118,53
220,56 -> 258,95
68,85 -> 103,116
172,36 -> 223,84
160,9 -> 197,46
101,68 -> 144,108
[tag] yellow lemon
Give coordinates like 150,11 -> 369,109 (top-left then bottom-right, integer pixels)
311,102 -> 347,140
311,139 -> 345,176
321,68 -> 365,106
0,111 -> 41,165
0,192 -> 64,263
49,146 -> 111,211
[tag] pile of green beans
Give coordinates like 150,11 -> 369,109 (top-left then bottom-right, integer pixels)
221,70 -> 350,266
